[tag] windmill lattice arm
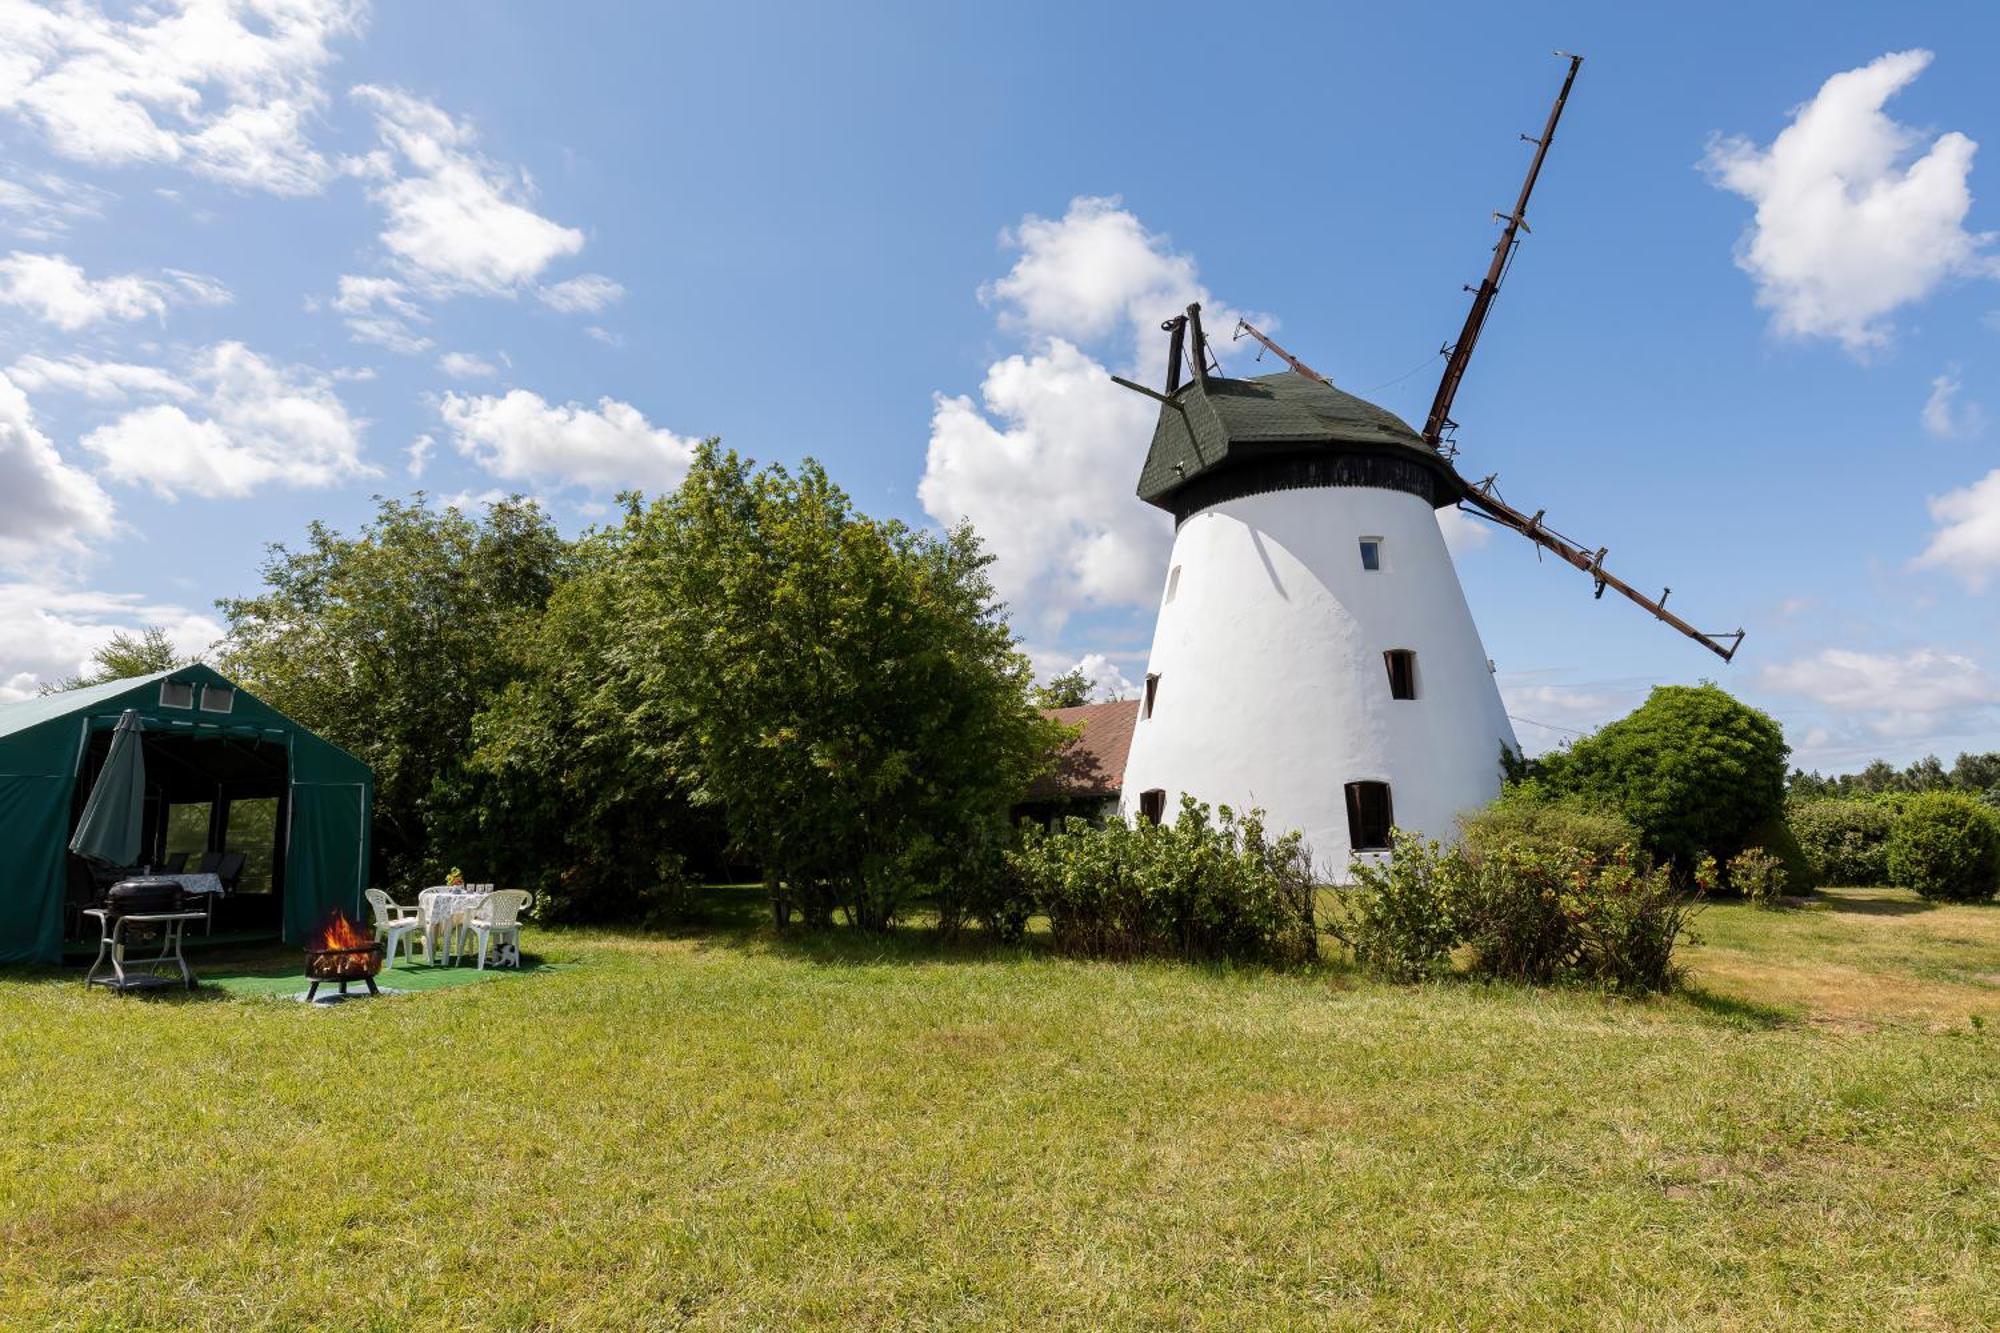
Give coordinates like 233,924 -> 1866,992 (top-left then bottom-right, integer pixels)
1458,481 -> 1744,662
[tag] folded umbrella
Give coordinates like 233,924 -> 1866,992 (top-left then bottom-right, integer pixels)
69,709 -> 146,867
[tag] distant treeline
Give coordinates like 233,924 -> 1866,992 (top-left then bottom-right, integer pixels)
1789,753 -> 2000,805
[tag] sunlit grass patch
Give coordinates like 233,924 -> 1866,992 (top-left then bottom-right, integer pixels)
0,885 -> 1994,1329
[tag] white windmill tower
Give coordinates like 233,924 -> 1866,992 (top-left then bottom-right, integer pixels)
1113,55 -> 1743,877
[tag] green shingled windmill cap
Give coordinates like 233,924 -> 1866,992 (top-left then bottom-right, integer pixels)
1135,370 -> 1460,510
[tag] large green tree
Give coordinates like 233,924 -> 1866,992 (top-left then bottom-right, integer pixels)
1541,683 -> 1788,868
40,626 -> 196,695
216,496 -> 567,883
481,445 -> 1061,930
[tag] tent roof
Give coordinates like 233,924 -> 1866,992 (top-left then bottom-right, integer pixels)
0,663 -> 369,785
0,669 -> 179,742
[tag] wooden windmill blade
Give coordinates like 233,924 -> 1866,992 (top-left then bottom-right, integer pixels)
1456,481 -> 1745,662
1423,51 -> 1746,663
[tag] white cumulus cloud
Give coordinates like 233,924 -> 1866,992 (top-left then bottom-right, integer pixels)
1760,646 -> 2000,745
1914,467 -> 2000,588
1498,679 -> 1646,756
0,0 -> 363,196
439,388 -> 696,494
0,170 -> 109,239
538,273 -> 623,313
436,350 -> 495,379
919,196 -> 1262,633
1703,50 -> 1998,353
0,371 -> 117,569
7,353 -> 195,402
0,251 -> 228,330
350,85 -> 585,296
0,581 -> 220,701
1066,652 -> 1138,702
1922,363 -> 1987,439
81,342 -> 373,498
330,273 -> 430,354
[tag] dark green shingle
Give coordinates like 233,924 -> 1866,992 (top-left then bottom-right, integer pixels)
1136,371 -> 1447,508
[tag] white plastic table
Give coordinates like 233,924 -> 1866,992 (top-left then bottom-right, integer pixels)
418,888 -> 490,962
82,908 -> 206,991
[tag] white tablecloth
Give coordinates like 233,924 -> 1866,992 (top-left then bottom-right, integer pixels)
153,872 -> 225,897
418,888 -> 489,956
419,889 -> 486,926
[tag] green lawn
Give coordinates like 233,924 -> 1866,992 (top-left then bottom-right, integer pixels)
2,887 -> 1995,1330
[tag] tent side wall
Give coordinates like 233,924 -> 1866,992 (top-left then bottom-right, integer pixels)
0,772 -> 75,964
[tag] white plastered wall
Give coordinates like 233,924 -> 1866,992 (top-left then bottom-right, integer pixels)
1117,484 -> 1517,880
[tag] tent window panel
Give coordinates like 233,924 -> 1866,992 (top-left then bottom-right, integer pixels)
1344,781 -> 1394,851
223,797 -> 278,893
1384,649 -> 1418,700
159,681 -> 194,709
200,686 -> 235,714
162,803 -> 211,867
1138,788 -> 1167,824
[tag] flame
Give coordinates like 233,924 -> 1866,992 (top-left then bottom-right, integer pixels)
311,909 -> 371,952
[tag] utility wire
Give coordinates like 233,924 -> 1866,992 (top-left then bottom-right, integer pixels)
1507,713 -> 1589,737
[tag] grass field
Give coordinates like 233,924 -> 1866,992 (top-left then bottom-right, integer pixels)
2,886 -> 1995,1330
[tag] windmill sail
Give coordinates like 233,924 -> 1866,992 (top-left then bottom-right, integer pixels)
1420,52 -> 1745,662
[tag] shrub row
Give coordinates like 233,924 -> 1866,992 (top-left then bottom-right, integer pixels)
1334,830 -> 1699,993
1884,792 -> 2000,902
1791,792 -> 1999,901
1005,797 -> 1319,965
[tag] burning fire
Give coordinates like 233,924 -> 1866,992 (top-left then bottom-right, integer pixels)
310,910 -> 371,952
304,909 -> 384,981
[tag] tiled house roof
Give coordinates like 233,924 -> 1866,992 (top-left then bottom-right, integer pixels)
1028,699 -> 1140,801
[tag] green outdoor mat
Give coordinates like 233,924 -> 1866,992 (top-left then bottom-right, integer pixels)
200,957 -> 563,999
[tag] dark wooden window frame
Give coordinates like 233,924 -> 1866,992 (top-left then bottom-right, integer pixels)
1344,780 -> 1394,851
1384,648 -> 1417,700
1143,672 -> 1159,719
1138,788 -> 1166,824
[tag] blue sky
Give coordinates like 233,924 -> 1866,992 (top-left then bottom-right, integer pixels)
2,2 -> 1997,773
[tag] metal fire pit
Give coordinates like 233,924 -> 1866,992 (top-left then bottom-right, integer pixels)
303,940 -> 384,1002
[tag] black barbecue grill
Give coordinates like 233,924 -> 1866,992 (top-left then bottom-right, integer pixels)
83,877 -> 206,992
103,877 -> 187,919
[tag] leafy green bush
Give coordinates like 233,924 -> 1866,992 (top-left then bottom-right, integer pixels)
1727,847 -> 1785,908
1571,849 -> 1702,992
1332,833 -> 1462,982
1458,782 -> 1640,866
1540,684 -> 1788,869
931,822 -> 1032,944
1789,798 -> 1894,886
1737,816 -> 1817,894
1885,792 -> 2000,902
1008,798 -> 1318,965
1339,818 -> 1696,993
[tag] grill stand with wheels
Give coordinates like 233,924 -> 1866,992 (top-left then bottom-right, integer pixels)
82,908 -> 206,992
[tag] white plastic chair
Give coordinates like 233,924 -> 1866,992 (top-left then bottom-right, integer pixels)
466,890 -> 531,969
364,888 -> 423,968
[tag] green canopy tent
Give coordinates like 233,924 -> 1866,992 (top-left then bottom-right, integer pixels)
0,665 -> 372,965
